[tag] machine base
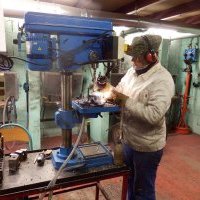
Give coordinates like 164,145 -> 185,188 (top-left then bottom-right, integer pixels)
51,147 -> 85,170
51,142 -> 113,170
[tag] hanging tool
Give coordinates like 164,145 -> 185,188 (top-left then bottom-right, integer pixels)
175,65 -> 191,134
175,39 -> 200,135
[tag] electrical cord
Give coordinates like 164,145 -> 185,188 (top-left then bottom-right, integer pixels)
38,117 -> 86,200
9,56 -> 49,66
60,30 -> 113,58
1,30 -> 114,70
0,54 -> 49,70
0,54 -> 14,71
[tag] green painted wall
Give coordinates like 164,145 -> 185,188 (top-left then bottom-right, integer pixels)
4,18 -> 41,149
167,37 -> 200,134
5,18 -> 27,127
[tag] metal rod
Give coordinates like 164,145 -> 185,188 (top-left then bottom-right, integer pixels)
95,183 -> 100,200
121,174 -> 129,200
120,27 -> 147,37
171,34 -> 200,41
61,72 -> 72,110
30,183 -> 97,199
97,183 -> 111,200
61,72 -> 72,148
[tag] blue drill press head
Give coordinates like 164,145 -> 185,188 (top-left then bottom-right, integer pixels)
24,12 -> 114,71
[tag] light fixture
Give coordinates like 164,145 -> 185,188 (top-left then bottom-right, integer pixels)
2,0 -> 66,14
113,26 -> 130,36
122,27 -> 195,44
147,28 -> 194,39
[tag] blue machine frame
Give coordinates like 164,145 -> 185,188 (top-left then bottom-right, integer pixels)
24,12 -> 113,71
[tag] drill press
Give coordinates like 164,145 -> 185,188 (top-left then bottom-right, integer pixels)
21,12 -> 123,169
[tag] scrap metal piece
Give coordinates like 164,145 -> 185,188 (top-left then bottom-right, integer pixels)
9,153 -> 20,173
20,149 -> 28,161
15,150 -> 24,161
16,149 -> 28,161
34,152 -> 45,166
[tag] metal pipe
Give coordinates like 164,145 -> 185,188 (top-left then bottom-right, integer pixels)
61,72 -> 72,110
120,27 -> 147,37
171,34 -> 200,41
62,129 -> 72,147
61,72 -> 72,148
2,1 -> 200,34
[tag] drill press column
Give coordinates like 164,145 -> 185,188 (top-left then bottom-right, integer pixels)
61,72 -> 72,148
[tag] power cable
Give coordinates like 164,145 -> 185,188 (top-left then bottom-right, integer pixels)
0,54 -> 49,71
0,54 -> 14,71
9,56 -> 49,66
38,117 -> 86,200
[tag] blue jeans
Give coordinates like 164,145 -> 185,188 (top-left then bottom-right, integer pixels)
123,144 -> 163,200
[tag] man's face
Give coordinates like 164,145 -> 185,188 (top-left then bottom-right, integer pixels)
132,56 -> 142,69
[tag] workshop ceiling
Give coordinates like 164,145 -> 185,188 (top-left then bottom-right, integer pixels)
38,0 -> 200,28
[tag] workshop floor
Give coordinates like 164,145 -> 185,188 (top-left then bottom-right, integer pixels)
41,133 -> 200,200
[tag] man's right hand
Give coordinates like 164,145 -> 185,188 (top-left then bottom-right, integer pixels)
112,89 -> 128,106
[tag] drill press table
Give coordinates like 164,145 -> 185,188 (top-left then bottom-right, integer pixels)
0,149 -> 130,200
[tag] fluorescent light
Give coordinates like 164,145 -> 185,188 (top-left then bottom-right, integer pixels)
2,0 -> 66,14
123,27 -> 195,44
147,28 -> 194,39
0,0 -> 6,52
113,26 -> 130,36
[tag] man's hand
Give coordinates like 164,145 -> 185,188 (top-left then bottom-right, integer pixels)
112,89 -> 128,106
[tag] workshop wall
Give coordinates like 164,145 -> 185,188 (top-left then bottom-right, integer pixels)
4,18 -> 27,127
167,37 -> 200,134
4,18 -> 41,149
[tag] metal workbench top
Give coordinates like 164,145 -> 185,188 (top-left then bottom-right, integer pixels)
0,150 -> 130,198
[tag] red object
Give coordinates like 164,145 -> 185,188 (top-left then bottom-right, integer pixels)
175,68 -> 192,134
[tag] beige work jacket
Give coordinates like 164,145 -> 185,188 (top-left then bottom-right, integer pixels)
116,62 -> 175,152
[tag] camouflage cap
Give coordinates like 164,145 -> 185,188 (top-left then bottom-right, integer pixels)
127,34 -> 162,58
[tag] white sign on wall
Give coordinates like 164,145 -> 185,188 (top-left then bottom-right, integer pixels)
0,0 -> 6,52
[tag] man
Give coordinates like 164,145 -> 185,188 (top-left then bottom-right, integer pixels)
113,34 -> 175,200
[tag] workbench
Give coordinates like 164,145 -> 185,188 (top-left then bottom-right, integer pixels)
0,150 -> 130,200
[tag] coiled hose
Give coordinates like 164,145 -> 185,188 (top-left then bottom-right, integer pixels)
0,54 -> 13,71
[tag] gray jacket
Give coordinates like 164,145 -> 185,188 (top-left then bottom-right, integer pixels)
116,62 -> 175,152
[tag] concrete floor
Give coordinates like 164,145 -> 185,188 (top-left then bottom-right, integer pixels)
41,133 -> 200,200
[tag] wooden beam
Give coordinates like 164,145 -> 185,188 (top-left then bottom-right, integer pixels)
115,0 -> 160,14
173,14 -> 200,25
184,15 -> 200,24
146,0 -> 200,20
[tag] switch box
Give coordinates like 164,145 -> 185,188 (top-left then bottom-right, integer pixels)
103,36 -> 124,60
184,48 -> 198,63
